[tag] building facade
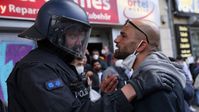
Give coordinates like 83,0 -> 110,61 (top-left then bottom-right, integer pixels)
171,0 -> 199,59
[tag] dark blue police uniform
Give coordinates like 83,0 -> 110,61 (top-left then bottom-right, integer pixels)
7,46 -> 132,112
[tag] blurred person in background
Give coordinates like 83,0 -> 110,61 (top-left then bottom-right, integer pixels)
176,56 -> 193,82
71,57 -> 85,75
193,57 -> 199,79
193,57 -> 199,107
169,57 -> 195,112
101,46 -> 113,66
91,49 -> 108,70
90,60 -> 104,93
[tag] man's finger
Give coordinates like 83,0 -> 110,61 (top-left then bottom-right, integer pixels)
100,76 -> 117,92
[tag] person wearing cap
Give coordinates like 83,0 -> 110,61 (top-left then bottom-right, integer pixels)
7,1 -> 175,112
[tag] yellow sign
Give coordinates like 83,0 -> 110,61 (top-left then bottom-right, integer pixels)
176,25 -> 192,58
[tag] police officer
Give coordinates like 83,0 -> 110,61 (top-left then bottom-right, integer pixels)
7,0 -> 175,112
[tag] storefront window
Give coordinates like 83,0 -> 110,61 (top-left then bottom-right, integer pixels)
190,29 -> 199,57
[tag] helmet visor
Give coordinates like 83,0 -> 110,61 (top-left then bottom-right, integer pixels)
62,23 -> 91,57
48,16 -> 91,58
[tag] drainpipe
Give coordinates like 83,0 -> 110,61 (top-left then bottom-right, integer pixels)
167,0 -> 177,57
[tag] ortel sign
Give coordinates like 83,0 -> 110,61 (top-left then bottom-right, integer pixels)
123,0 -> 155,20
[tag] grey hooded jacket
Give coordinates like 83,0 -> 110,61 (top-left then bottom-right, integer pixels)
133,51 -> 186,88
131,51 -> 186,112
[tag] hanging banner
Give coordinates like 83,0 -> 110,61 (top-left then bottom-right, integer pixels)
0,0 -> 118,24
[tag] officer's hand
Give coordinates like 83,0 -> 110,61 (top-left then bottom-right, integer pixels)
100,75 -> 118,93
128,72 -> 175,100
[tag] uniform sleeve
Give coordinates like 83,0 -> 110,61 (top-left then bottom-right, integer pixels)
17,63 -> 77,112
17,63 -> 133,112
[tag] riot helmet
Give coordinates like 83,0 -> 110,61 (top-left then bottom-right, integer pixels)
19,0 -> 91,58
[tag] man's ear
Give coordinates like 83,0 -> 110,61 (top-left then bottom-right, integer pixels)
136,40 -> 148,52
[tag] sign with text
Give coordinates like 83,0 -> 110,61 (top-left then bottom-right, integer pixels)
117,0 -> 160,25
0,0 -> 118,24
0,0 -> 46,20
175,0 -> 199,14
175,24 -> 192,58
74,0 -> 118,24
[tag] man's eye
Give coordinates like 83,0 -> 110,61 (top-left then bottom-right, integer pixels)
66,34 -> 77,38
121,34 -> 127,38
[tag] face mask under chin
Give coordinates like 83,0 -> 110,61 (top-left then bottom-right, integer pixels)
122,40 -> 143,71
122,51 -> 138,71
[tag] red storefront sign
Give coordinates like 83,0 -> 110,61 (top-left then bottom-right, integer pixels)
74,0 -> 118,24
0,0 -> 46,20
0,0 -> 119,24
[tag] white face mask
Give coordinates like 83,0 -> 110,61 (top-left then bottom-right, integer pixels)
122,40 -> 143,71
101,49 -> 106,55
93,54 -> 99,60
122,51 -> 138,71
75,66 -> 84,75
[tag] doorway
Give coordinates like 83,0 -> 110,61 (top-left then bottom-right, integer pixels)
87,43 -> 103,54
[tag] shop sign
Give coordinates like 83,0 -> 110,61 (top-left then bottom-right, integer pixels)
175,25 -> 192,58
117,0 -> 160,26
0,0 -> 118,24
0,0 -> 47,20
175,0 -> 199,14
74,0 -> 118,24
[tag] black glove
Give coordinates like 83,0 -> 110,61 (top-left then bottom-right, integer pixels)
128,71 -> 175,100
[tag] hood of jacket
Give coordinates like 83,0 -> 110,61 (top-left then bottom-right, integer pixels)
133,52 -> 186,88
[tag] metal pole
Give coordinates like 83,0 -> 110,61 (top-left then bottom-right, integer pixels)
166,0 -> 177,57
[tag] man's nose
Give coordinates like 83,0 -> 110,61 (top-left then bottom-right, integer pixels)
114,35 -> 120,43
75,37 -> 82,45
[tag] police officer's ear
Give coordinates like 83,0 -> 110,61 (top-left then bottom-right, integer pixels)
136,40 -> 148,52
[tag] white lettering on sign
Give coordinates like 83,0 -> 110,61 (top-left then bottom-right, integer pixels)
87,12 -> 111,20
103,0 -> 110,10
19,0 -> 36,2
0,5 -> 6,14
177,0 -> 194,13
9,4 -> 39,16
74,0 -> 110,10
93,0 -> 102,9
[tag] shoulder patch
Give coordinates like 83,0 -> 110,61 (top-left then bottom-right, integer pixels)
45,78 -> 64,90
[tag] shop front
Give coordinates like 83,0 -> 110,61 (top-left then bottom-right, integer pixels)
173,0 -> 199,58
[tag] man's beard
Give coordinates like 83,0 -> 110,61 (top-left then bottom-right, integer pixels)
114,49 -> 129,59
